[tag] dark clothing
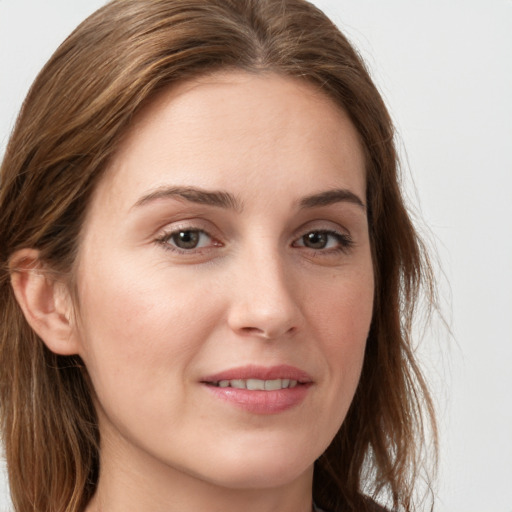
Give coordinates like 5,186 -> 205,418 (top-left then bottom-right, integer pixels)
314,498 -> 391,512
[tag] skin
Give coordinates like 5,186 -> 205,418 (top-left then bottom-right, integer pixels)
18,71 -> 375,512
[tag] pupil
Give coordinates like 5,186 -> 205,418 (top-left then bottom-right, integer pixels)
304,232 -> 327,249
173,230 -> 199,249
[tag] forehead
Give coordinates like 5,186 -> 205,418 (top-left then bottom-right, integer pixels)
91,70 -> 366,212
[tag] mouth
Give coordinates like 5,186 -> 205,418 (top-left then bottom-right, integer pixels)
200,365 -> 312,414
207,378 -> 301,390
201,364 -> 312,388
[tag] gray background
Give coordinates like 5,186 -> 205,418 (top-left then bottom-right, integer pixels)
1,1 -> 511,511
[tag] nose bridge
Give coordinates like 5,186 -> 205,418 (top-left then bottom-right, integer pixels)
227,238 -> 301,339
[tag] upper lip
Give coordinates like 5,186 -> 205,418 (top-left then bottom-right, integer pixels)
201,364 -> 313,384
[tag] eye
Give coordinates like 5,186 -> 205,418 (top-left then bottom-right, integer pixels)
293,230 -> 353,252
158,229 -> 215,251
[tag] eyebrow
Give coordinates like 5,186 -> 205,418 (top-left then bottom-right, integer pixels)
299,188 -> 366,212
132,186 -> 242,212
132,185 -> 365,214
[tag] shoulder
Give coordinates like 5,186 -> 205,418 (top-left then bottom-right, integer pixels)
363,497 -> 392,512
366,500 -> 391,512
314,498 -> 392,512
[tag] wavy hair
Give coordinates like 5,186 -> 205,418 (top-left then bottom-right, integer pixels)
0,1 -> 437,511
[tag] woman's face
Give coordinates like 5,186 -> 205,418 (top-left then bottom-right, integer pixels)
73,71 -> 374,490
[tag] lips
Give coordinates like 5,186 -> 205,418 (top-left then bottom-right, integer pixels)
201,365 -> 313,414
212,378 -> 299,390
201,364 -> 312,384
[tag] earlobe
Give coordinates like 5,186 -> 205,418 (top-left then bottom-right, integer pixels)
9,248 -> 80,356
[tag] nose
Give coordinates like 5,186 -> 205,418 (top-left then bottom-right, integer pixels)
227,248 -> 302,341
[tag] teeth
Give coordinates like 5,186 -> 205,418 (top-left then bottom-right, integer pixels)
264,379 -> 282,391
247,379 -> 265,390
213,378 -> 299,390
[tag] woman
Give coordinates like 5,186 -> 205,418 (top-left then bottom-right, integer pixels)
0,1 -> 437,511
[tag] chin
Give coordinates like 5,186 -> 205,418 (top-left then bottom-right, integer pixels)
188,440 -> 317,490
204,462 -> 313,491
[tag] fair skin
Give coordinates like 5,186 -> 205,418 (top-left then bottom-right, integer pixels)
12,71 -> 374,512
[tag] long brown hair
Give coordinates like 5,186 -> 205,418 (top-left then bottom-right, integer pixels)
0,1 -> 437,511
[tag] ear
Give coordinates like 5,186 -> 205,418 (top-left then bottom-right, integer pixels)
9,248 -> 80,356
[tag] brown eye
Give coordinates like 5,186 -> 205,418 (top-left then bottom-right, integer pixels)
163,229 -> 216,251
171,230 -> 201,249
302,232 -> 329,249
156,227 -> 222,255
294,230 -> 354,252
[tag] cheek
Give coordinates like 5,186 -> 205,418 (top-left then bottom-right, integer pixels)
311,264 -> 374,341
309,266 -> 374,394
72,258 -> 226,449
74,256 -> 217,393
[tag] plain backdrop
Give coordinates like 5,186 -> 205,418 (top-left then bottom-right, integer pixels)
1,1 -> 511,511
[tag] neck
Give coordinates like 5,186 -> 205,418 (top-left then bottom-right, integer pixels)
88,470 -> 314,512
86,429 -> 314,512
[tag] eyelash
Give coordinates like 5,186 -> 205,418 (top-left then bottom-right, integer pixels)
292,230 -> 354,254
155,228 -> 219,254
155,227 -> 354,255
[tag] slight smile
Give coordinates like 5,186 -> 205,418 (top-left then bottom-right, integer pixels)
201,365 -> 313,415
211,378 -> 300,390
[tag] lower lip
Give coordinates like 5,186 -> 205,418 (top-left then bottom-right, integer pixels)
203,384 -> 311,414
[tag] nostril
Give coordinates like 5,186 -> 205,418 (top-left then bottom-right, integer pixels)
238,325 -> 296,339
240,326 -> 264,335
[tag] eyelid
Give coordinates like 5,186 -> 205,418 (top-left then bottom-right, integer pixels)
290,218 -> 355,253
293,229 -> 353,249
154,221 -> 223,254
